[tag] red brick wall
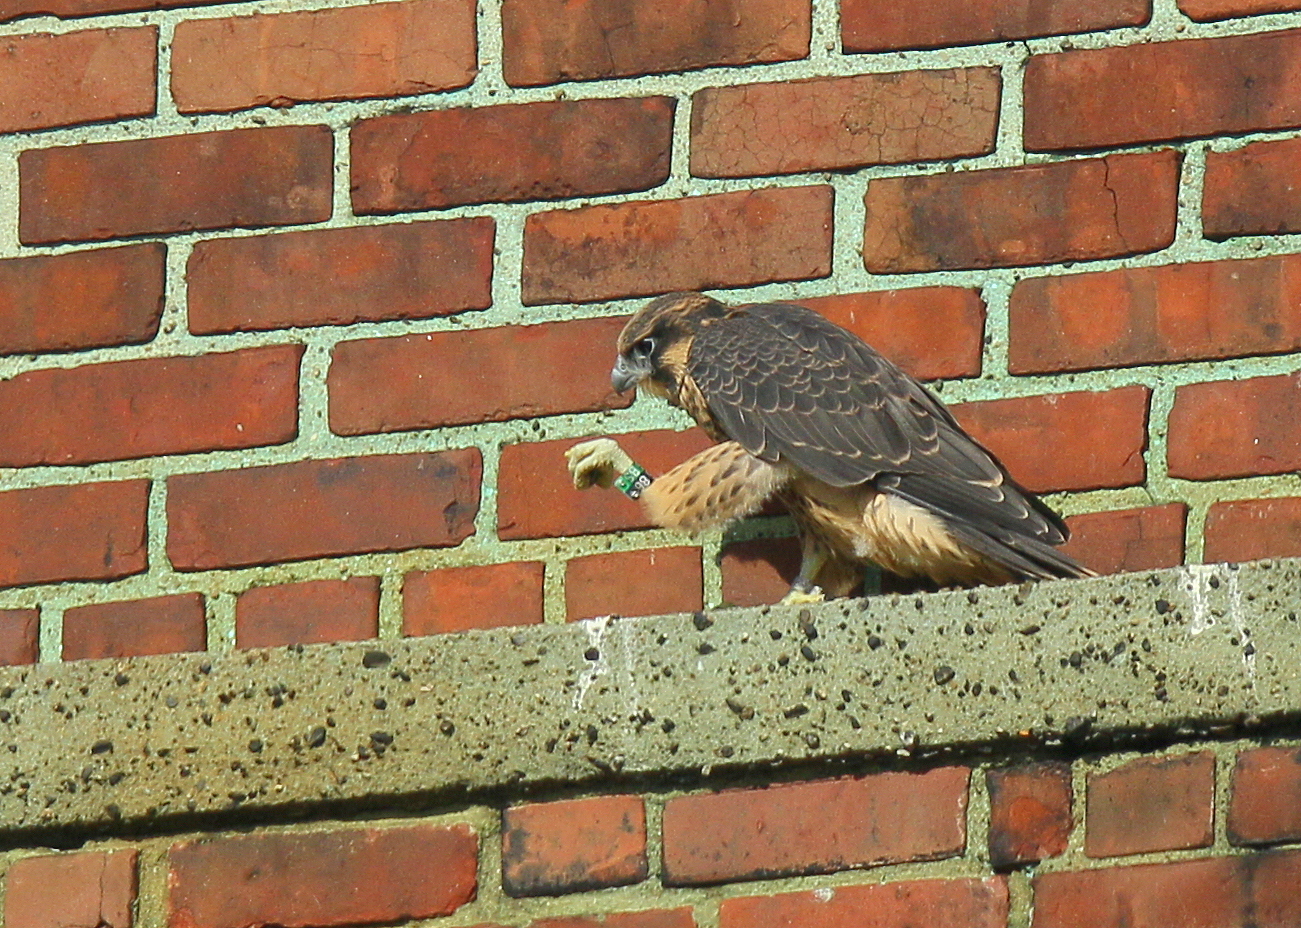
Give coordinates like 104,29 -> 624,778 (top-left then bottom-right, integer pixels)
7,741 -> 1301,928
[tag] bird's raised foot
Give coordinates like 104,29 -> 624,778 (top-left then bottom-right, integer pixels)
565,438 -> 634,490
779,584 -> 826,605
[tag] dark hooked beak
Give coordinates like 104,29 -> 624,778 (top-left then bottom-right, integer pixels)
611,355 -> 640,394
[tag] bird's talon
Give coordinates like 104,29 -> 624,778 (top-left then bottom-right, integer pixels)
780,585 -> 826,605
566,438 -> 634,490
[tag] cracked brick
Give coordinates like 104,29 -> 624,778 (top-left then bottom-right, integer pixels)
171,0 -> 476,113
1061,505 -> 1187,576
863,151 -> 1178,273
691,68 -> 999,177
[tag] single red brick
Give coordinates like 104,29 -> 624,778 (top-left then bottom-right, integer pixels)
1180,0 -> 1301,18
1085,752 -> 1214,858
497,430 -> 715,541
1204,137 -> 1301,239
952,387 -> 1150,493
353,98 -> 673,213
2,0 -> 224,20
501,0 -> 809,86
1061,504 -> 1186,576
502,795 -> 647,896
0,27 -> 154,132
0,345 -> 300,467
1228,746 -> 1301,845
62,592 -> 206,660
0,244 -> 164,356
1010,255 -> 1301,374
168,824 -> 477,928
691,69 -> 999,178
329,317 -> 630,435
236,577 -> 379,649
1168,374 -> 1301,480
1025,30 -> 1301,151
20,126 -> 333,244
189,220 -> 492,334
0,610 -> 38,665
663,767 -> 969,885
1204,497 -> 1301,564
523,186 -> 832,304
168,451 -> 481,570
721,536 -> 800,608
1030,854 -> 1300,928
843,0 -> 1148,52
864,151 -> 1179,273
0,481 -> 148,589
5,850 -> 137,928
987,762 -> 1073,868
566,548 -> 702,621
721,877 -> 1008,928
172,0 -> 475,113
798,287 -> 986,380
472,911 -> 696,928
403,562 -> 544,635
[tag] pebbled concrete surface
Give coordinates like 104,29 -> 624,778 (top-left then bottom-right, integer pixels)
0,559 -> 1298,838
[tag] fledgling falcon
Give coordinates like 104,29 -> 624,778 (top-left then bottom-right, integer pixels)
567,292 -> 1093,602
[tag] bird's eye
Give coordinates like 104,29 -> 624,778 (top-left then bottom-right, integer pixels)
634,337 -> 656,357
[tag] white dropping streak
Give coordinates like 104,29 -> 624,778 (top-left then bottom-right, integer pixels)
573,614 -> 614,710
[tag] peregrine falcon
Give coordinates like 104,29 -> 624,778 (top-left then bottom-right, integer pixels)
567,292 -> 1092,602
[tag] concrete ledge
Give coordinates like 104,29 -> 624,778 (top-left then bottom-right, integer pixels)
2,559 -> 1299,838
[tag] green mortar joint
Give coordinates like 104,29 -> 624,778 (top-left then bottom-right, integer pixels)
0,558 -> 1297,841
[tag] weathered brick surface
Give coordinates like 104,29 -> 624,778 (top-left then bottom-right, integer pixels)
353,98 -> 673,213
1025,30 -> 1301,150
721,536 -> 801,608
1085,752 -> 1214,858
501,0 -> 810,85
1009,255 -> 1301,373
0,610 -> 38,666
0,27 -> 155,132
1204,137 -> 1301,239
502,795 -> 647,896
987,762 -> 1073,868
473,912 -> 695,928
1203,497 -> 1301,564
953,387 -> 1150,493
1032,851 -> 1301,928
168,451 -> 481,570
0,345 -> 301,467
62,593 -> 207,660
663,767 -> 969,884
720,877 -> 1008,928
20,126 -> 333,244
863,151 -> 1178,273
5,850 -> 137,928
1061,504 -> 1187,576
0,481 -> 148,589
1167,374 -> 1301,480
168,825 -> 477,928
691,69 -> 999,177
799,288 -> 985,380
403,562 -> 544,635
843,0 -> 1148,51
565,548 -> 703,621
1229,746 -> 1301,845
329,317 -> 630,434
497,430 -> 714,541
188,219 -> 493,334
172,0 -> 476,113
1180,0 -> 1301,18
2,0 -> 223,20
522,186 -> 833,304
236,577 -> 379,649
0,244 -> 164,355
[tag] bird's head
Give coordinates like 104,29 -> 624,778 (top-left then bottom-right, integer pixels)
612,292 -> 727,398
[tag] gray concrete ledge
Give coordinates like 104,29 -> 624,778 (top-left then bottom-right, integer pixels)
2,558 -> 1300,840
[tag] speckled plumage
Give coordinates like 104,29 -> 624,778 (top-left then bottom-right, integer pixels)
616,292 -> 1092,591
